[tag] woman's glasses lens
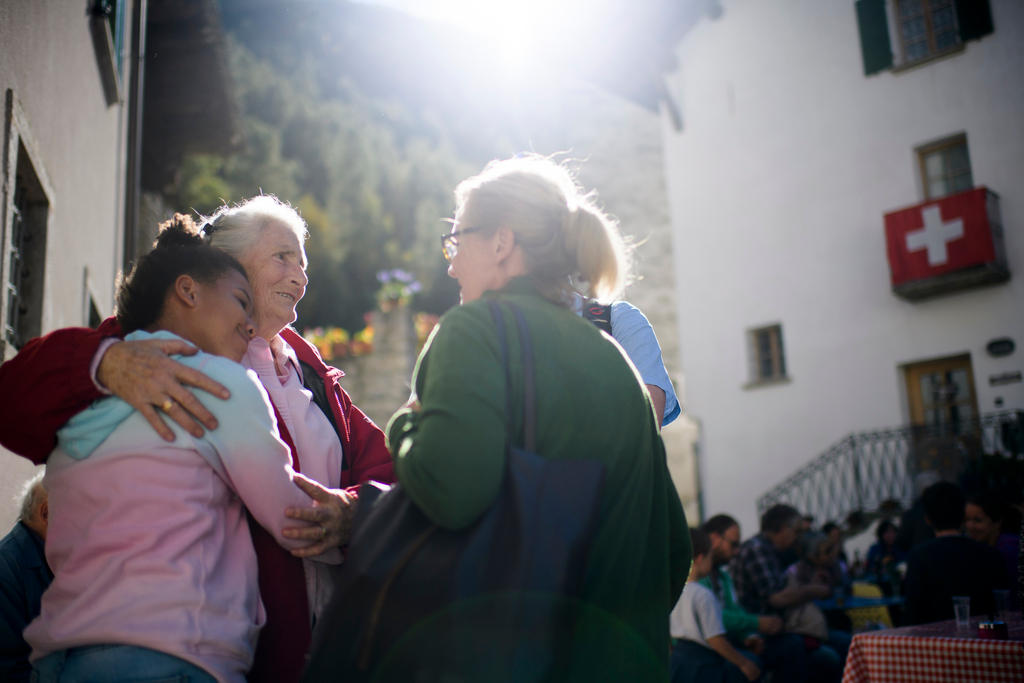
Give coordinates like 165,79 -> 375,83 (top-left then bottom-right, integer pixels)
440,235 -> 456,262
439,226 -> 481,262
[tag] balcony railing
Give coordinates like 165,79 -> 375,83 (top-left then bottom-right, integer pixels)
756,411 -> 1024,525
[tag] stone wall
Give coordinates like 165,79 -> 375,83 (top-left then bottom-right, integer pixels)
334,307 -> 418,430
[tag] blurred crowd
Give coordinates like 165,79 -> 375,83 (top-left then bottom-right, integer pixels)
669,478 -> 1018,682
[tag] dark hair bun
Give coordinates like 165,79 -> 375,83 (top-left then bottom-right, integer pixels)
153,213 -> 203,250
117,213 -> 246,333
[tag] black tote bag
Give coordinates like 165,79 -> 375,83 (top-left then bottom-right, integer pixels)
303,299 -> 606,682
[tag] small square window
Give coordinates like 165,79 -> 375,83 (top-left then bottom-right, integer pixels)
747,324 -> 787,385
917,133 -> 973,200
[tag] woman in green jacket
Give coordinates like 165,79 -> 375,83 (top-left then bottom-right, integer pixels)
386,155 -> 691,679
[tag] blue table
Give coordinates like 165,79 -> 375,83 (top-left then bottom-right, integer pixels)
815,595 -> 905,611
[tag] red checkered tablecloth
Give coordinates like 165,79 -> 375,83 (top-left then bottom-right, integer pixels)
842,619 -> 1024,682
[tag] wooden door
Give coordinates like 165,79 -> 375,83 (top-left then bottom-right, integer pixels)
904,354 -> 980,481
905,354 -> 978,429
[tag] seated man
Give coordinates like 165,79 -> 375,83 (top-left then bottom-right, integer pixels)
0,473 -> 53,682
670,528 -> 761,682
700,514 -> 808,682
730,504 -> 845,683
904,481 -> 1009,625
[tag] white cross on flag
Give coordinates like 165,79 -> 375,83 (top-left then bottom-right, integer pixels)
904,206 -> 963,266
884,187 -> 999,290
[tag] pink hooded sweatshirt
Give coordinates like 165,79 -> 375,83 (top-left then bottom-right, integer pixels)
24,331 -> 315,682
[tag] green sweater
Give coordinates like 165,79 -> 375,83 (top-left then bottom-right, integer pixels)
699,567 -> 762,642
387,278 -> 691,678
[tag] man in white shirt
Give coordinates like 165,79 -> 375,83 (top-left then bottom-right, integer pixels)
670,528 -> 761,682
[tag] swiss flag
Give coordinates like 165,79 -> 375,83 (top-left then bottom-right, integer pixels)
884,187 -> 998,287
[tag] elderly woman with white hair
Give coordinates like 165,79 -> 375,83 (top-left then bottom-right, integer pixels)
0,195 -> 393,682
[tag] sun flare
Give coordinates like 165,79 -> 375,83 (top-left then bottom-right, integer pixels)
367,0 -> 575,81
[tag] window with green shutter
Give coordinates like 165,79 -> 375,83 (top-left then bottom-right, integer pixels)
896,0 -> 960,64
855,0 -> 994,76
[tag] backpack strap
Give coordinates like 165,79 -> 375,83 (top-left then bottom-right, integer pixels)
487,299 -> 513,451
582,299 -> 612,335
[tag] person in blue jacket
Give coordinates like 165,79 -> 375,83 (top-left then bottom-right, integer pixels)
574,296 -> 680,428
0,473 -> 53,682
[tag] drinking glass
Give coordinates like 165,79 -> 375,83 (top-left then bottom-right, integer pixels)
992,589 -> 1010,623
952,595 -> 971,632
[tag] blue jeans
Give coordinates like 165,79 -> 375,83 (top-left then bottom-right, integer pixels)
32,645 -> 216,683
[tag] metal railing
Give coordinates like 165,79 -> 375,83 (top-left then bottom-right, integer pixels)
756,411 -> 1024,524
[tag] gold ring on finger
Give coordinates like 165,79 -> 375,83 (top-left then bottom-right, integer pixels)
161,399 -> 174,413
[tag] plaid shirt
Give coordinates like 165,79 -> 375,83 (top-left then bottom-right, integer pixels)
729,533 -> 787,614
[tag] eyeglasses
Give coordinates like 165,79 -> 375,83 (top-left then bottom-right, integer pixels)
440,226 -> 483,262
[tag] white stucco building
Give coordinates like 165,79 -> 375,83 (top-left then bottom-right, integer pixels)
661,0 -> 1023,533
0,0 -> 237,531
0,2 -> 137,356
0,1 -> 141,526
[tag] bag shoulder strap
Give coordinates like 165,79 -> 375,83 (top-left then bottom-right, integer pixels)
510,303 -> 536,453
487,300 -> 513,450
582,299 -> 612,335
486,298 -> 536,452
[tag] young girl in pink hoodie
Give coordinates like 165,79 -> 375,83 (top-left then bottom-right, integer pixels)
26,216 -> 316,682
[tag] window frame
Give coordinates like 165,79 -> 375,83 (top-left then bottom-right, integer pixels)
744,323 -> 790,389
2,91 -> 54,360
893,0 -> 963,68
916,132 -> 973,201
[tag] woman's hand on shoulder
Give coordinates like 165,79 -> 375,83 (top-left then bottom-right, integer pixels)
97,338 -> 230,441
283,474 -> 357,557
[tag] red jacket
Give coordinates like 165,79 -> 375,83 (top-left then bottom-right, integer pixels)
0,317 -> 123,464
0,319 -> 395,682
0,320 -> 393,487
